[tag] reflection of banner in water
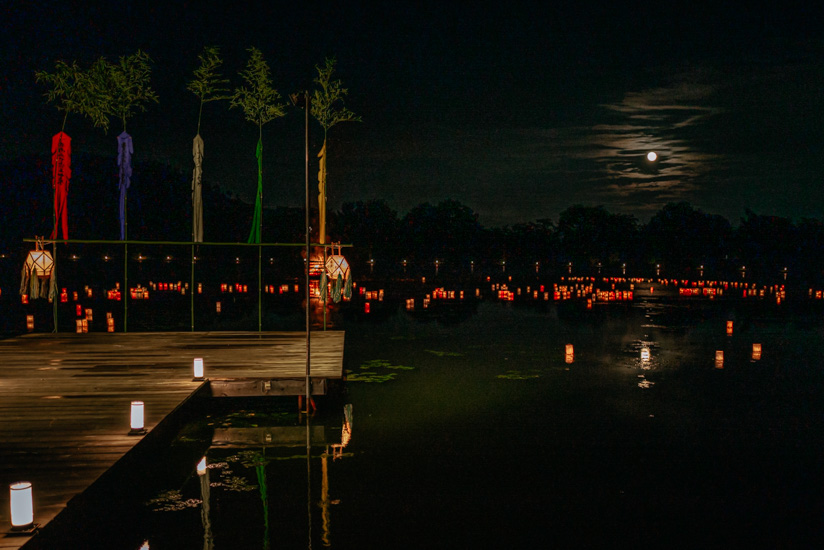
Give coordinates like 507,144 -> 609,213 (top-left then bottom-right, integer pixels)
199,465 -> 213,550
332,403 -> 353,460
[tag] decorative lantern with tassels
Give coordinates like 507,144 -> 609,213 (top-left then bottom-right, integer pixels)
323,244 -> 352,303
20,237 -> 55,300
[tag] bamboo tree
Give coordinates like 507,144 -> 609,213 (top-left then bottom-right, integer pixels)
36,59 -> 111,331
231,47 -> 285,332
187,46 -> 230,328
94,50 -> 158,331
310,57 -> 361,244
230,46 -> 286,245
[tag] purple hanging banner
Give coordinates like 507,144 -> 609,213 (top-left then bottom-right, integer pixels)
117,131 -> 133,240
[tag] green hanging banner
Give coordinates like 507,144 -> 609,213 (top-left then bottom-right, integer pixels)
248,138 -> 263,244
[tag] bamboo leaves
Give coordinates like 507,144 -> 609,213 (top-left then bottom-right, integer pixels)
35,59 -> 110,132
311,57 -> 361,134
188,46 -> 230,134
230,47 -> 286,133
104,49 -> 159,133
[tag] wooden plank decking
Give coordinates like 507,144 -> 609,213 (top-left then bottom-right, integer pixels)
0,331 -> 343,548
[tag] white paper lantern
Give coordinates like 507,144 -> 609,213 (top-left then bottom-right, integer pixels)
25,248 -> 54,279
130,401 -> 145,433
325,254 -> 350,281
9,481 -> 33,528
193,358 -> 204,380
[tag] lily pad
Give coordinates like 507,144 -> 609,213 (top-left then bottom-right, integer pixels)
424,349 -> 464,357
497,370 -> 540,380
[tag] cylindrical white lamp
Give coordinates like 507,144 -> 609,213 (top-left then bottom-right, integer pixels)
129,401 -> 146,435
193,358 -> 204,381
9,481 -> 33,530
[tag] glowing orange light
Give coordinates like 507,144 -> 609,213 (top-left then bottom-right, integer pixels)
752,343 -> 762,361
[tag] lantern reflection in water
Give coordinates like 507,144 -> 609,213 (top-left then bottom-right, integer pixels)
726,321 -> 733,335
565,344 -> 574,364
26,315 -> 34,332
715,350 -> 724,369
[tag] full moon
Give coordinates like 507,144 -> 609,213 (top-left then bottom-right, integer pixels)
646,151 -> 657,162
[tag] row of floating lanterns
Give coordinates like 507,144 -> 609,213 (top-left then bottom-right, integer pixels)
8,357 -> 209,531
26,311 -> 117,332
558,341 -> 763,367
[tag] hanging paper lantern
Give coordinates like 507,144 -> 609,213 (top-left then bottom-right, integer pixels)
20,237 -> 55,301
325,245 -> 351,282
25,241 -> 54,279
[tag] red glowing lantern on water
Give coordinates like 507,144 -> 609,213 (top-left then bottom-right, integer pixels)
726,321 -> 733,335
76,304 -> 82,317
21,294 -> 29,305
364,302 -> 371,313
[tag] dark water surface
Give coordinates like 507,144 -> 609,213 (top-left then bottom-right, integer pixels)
40,300 -> 824,548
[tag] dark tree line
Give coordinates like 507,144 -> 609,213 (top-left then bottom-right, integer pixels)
3,155 -> 824,285
330,201 -> 824,284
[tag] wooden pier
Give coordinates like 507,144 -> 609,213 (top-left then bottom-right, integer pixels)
0,331 -> 344,548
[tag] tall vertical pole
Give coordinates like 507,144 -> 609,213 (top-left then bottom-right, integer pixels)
52,241 -> 58,332
191,243 -> 195,332
304,91 -> 311,410
259,125 -> 264,334
124,195 -> 128,333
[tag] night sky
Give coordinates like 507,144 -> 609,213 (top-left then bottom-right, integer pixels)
2,1 -> 822,227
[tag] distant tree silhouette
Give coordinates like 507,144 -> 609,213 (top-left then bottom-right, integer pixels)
643,202 -> 732,276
